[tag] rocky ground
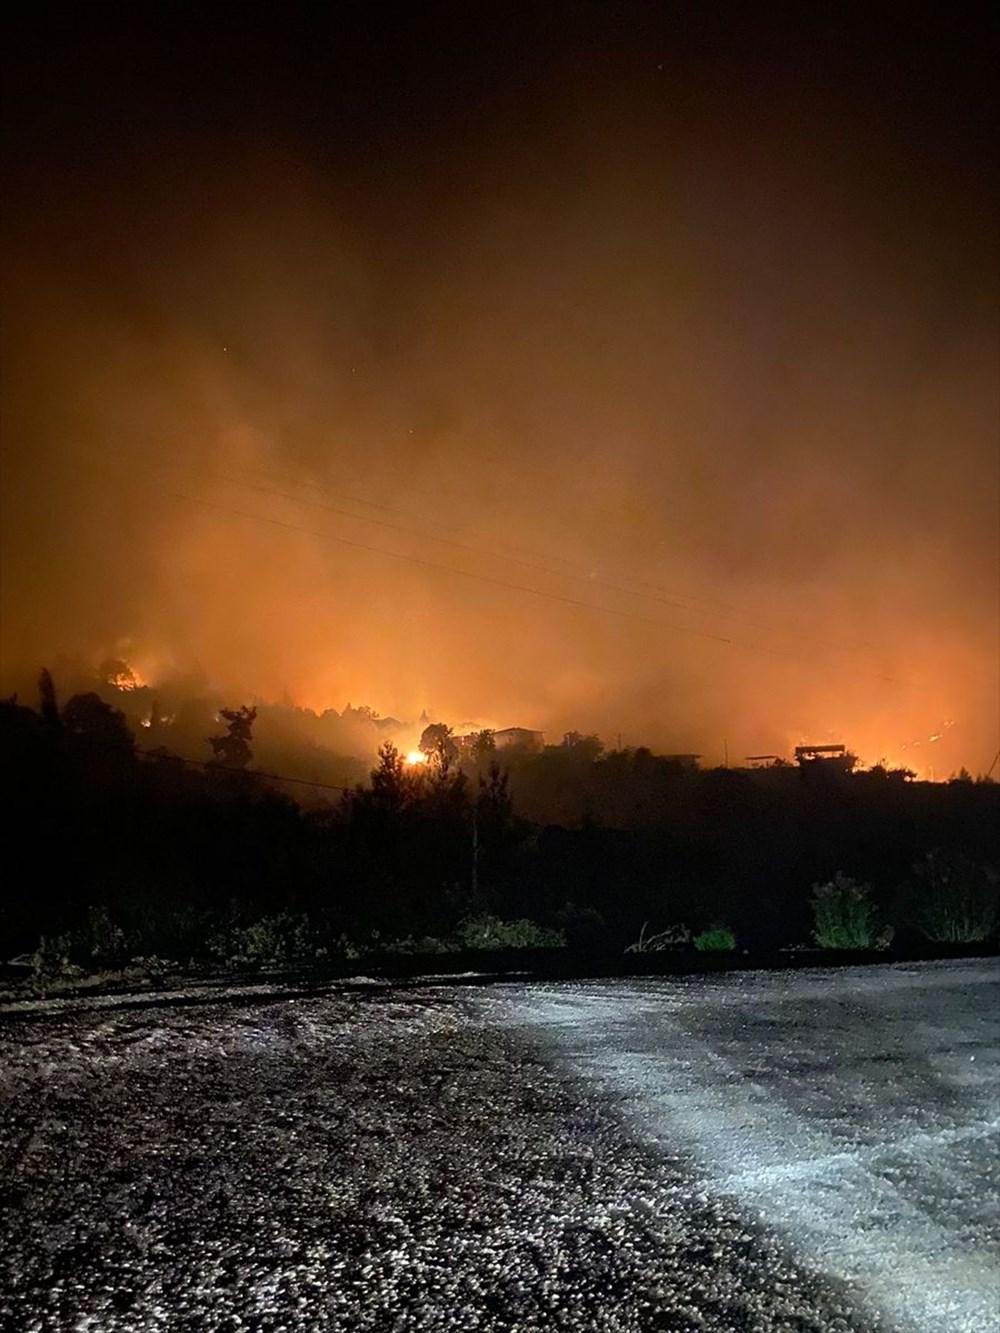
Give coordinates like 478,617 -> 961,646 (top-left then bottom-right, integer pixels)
0,980 -> 890,1332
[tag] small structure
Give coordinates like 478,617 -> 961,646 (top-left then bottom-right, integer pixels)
746,754 -> 780,769
494,727 -> 544,752
794,743 -> 856,772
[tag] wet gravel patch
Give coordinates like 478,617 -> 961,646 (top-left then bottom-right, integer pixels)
0,987 -> 886,1331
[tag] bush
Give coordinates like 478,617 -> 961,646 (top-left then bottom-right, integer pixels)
456,914 -> 565,950
32,932 -> 83,979
331,934 -> 362,960
121,904 -> 208,965
34,905 -> 129,976
207,912 -> 321,969
811,874 -> 893,949
625,922 -> 691,953
693,926 -> 736,952
381,934 -> 456,955
554,904 -> 607,950
909,851 -> 998,943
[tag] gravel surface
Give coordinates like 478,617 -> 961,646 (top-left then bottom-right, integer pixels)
0,981 -> 889,1332
492,961 -> 1000,1333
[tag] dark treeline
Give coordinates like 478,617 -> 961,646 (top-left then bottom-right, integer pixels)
2,676 -> 998,966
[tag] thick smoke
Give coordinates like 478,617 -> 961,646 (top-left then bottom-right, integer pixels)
2,7 -> 996,775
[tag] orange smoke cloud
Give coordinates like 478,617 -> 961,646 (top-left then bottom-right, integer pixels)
2,9 -> 996,777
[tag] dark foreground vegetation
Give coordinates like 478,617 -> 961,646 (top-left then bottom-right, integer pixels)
2,675 -> 997,977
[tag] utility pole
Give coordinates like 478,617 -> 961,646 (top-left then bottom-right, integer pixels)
723,737 -> 729,768
471,802 -> 479,904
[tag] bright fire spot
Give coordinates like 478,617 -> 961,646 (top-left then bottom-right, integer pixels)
103,658 -> 151,691
405,750 -> 428,766
109,669 -> 141,690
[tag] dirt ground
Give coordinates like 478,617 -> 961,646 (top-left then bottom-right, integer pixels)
0,978 -> 895,1332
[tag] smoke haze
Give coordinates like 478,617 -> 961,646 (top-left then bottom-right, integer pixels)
3,5 -> 997,774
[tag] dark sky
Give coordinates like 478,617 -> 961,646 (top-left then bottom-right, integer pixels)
3,2 -> 998,772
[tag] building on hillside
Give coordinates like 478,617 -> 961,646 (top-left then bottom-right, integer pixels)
451,727 -> 545,753
794,743 -> 857,772
494,727 -> 544,752
662,753 -> 702,769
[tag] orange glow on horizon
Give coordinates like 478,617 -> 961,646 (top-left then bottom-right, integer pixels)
101,646 -> 988,783
795,717 -> 963,782
2,15 -> 996,793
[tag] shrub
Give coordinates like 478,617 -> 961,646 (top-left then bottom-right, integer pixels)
32,932 -> 81,978
909,851 -> 998,943
331,934 -> 362,960
111,903 -> 210,965
554,903 -> 606,950
34,905 -> 129,976
626,922 -> 691,953
693,926 -> 736,952
208,912 -> 321,968
382,934 -> 456,955
811,874 -> 893,949
456,914 -> 565,950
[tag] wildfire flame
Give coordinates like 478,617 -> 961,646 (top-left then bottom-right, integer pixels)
110,667 -> 143,690
404,750 -> 428,766
791,717 -> 961,782
851,718 -> 958,780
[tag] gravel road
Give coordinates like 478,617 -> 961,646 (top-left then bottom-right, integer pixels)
490,960 -> 1000,1333
1,963 -> 995,1331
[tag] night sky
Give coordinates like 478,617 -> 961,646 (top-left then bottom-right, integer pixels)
2,3 -> 997,772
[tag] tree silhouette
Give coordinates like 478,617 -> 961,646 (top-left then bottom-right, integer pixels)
62,692 -> 134,755
419,722 -> 458,766
38,668 -> 60,728
209,705 -> 257,769
471,729 -> 497,766
561,731 -> 604,762
373,739 -> 403,785
59,691 -> 136,800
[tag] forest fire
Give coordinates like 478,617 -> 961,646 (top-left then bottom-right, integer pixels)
847,719 -> 960,781
101,659 -> 146,691
84,650 -> 985,785
2,3 -> 995,786
1,11 -> 997,1333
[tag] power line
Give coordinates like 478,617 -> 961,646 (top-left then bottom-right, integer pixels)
133,444 -> 674,577
174,463 -> 1000,691
145,450 -> 1000,687
135,746 -> 354,793
79,453 -> 899,684
163,488 -> 904,681
111,442 -> 889,654
159,484 -> 865,661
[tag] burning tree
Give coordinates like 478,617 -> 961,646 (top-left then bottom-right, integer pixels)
98,657 -> 138,691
